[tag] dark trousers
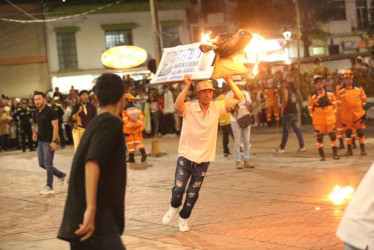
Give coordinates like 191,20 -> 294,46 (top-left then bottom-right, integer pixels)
65,124 -> 73,145
171,156 -> 210,219
0,134 -> 10,150
20,126 -> 33,151
70,233 -> 125,250
221,124 -> 233,154
151,112 -> 160,137
59,126 -> 65,147
279,113 -> 305,149
163,113 -> 176,134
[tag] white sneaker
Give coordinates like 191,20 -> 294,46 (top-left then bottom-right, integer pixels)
236,162 -> 243,169
162,206 -> 179,225
178,217 -> 189,232
274,148 -> 285,153
60,174 -> 68,186
297,147 -> 306,152
39,186 -> 55,195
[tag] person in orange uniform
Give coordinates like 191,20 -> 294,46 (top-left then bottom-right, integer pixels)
338,70 -> 367,156
122,94 -> 147,163
264,80 -> 279,125
308,75 -> 340,161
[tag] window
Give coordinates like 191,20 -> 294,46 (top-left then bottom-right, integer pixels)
161,26 -> 180,48
312,46 -> 325,56
57,32 -> 78,70
105,30 -> 132,49
356,0 -> 369,30
342,40 -> 357,51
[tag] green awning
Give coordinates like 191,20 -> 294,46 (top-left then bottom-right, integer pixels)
101,23 -> 139,31
54,26 -> 80,33
160,20 -> 183,27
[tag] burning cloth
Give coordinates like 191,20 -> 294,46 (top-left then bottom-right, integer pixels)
199,30 -> 252,79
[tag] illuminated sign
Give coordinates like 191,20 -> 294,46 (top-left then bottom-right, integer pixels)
101,45 -> 148,69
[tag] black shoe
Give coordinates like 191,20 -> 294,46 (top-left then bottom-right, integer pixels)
346,145 -> 353,156
140,149 -> 147,162
332,147 -> 340,160
318,148 -> 326,161
360,144 -> 367,156
22,149 -> 26,152
29,148 -> 35,152
127,153 -> 135,163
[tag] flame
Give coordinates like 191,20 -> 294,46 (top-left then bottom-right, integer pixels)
244,33 -> 265,77
200,31 -> 213,44
329,185 -> 354,205
245,34 -> 266,55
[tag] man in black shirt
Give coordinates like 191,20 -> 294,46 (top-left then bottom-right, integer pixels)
33,92 -> 67,195
58,73 -> 126,250
274,80 -> 306,153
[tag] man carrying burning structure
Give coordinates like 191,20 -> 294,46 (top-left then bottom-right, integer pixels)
162,75 -> 243,232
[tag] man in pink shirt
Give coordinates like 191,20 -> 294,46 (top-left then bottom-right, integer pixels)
162,75 -> 243,232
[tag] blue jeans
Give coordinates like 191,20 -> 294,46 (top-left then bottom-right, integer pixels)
171,156 -> 210,219
231,121 -> 251,162
38,141 -> 65,189
279,113 -> 305,149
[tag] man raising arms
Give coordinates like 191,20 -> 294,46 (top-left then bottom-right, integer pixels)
162,75 -> 243,232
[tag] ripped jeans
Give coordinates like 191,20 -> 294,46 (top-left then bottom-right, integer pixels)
170,156 -> 210,219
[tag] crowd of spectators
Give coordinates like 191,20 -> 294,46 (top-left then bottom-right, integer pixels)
1,56 -> 373,152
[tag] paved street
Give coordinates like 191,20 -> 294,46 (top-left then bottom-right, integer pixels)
0,125 -> 373,250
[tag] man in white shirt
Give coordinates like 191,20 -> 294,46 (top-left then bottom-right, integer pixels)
163,85 -> 176,136
162,75 -> 243,232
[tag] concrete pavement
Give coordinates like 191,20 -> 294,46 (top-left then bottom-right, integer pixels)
0,124 -> 373,250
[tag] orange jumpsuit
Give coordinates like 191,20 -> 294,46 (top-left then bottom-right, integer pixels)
338,84 -> 366,145
264,87 -> 279,122
122,104 -> 145,153
308,90 -> 337,149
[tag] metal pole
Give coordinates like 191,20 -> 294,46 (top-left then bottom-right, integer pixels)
149,0 -> 162,67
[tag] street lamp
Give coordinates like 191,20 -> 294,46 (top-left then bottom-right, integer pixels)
283,29 -> 292,59
282,30 -> 292,41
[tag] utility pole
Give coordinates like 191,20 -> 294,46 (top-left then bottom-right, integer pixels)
149,0 -> 162,67
294,0 -> 302,87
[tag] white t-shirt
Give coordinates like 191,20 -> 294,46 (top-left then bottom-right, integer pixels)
62,107 -> 72,123
178,100 -> 226,163
225,90 -> 252,122
163,90 -> 175,114
336,163 -> 374,249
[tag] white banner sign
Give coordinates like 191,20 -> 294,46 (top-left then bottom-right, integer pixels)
151,42 -> 215,84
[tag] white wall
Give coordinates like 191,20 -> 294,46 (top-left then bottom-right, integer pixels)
328,20 -> 352,34
345,0 -> 357,28
46,10 -> 189,72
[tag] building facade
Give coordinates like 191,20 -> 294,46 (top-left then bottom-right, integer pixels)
0,3 -> 50,97
45,1 -> 190,93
